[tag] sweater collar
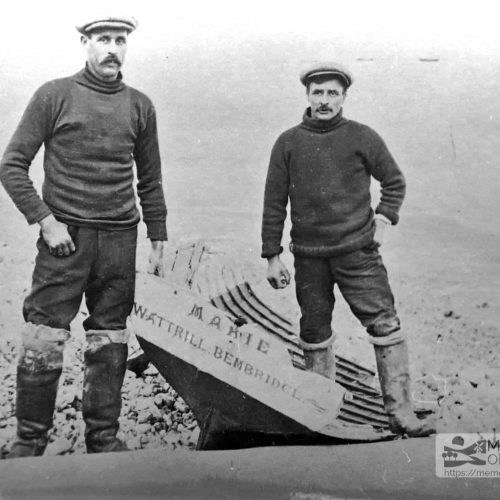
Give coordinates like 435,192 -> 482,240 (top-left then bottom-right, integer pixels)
300,107 -> 346,132
73,64 -> 125,94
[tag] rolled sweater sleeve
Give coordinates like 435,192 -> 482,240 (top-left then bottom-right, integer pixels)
0,84 -> 53,224
261,135 -> 290,258
364,128 -> 406,225
134,102 -> 168,241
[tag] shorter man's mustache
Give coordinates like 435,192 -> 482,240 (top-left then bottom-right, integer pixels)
317,106 -> 333,111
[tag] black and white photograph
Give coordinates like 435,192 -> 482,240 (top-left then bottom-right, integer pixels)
0,0 -> 499,498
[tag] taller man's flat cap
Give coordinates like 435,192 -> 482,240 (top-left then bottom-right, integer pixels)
300,62 -> 353,88
76,15 -> 138,34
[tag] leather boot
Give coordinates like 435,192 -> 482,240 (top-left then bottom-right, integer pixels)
303,345 -> 336,380
7,323 -> 67,459
374,340 -> 436,437
82,341 -> 129,453
8,365 -> 62,458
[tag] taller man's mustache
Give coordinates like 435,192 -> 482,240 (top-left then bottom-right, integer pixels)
102,56 -> 121,65
317,106 -> 332,112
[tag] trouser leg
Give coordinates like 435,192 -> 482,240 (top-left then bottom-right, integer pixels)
330,245 -> 400,339
294,256 -> 336,379
83,227 -> 137,332
23,226 -> 93,330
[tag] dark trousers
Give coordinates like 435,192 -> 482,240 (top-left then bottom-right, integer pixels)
23,226 -> 137,332
294,245 -> 400,345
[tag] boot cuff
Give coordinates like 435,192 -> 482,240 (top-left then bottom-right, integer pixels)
369,330 -> 405,346
299,335 -> 334,351
21,322 -> 70,349
85,329 -> 131,353
19,323 -> 69,371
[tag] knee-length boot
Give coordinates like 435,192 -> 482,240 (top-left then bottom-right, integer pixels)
303,346 -> 336,380
300,338 -> 336,381
82,331 -> 129,453
7,323 -> 68,458
373,339 -> 436,437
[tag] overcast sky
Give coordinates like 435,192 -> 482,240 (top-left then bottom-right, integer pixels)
1,0 -> 499,58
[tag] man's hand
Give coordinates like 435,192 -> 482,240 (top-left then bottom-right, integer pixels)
374,216 -> 390,247
148,240 -> 165,277
266,255 -> 291,289
39,214 -> 75,257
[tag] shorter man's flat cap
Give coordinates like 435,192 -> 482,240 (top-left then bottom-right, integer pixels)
300,62 -> 353,88
76,15 -> 138,35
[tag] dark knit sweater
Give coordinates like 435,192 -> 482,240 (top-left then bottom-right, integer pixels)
0,66 -> 167,240
261,109 -> 405,258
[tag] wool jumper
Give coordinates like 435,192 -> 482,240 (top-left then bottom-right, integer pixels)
261,109 -> 405,258
0,66 -> 167,240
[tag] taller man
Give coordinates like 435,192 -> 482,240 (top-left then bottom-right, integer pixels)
0,15 -> 167,456
261,62 -> 435,436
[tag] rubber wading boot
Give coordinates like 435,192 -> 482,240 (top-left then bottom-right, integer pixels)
8,365 -> 62,458
82,342 -> 129,453
303,346 -> 336,381
373,340 -> 436,437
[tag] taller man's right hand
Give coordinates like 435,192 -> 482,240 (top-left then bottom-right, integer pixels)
266,255 -> 291,289
39,214 -> 76,257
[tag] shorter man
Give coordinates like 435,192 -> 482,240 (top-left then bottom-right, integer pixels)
261,62 -> 435,436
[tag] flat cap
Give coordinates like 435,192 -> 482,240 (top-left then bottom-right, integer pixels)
300,62 -> 353,88
76,15 -> 138,34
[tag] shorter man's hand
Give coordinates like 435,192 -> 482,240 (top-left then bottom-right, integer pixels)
148,240 -> 165,277
266,255 -> 291,289
374,217 -> 389,247
39,215 -> 75,257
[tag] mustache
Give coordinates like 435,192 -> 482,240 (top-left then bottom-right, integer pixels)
102,56 -> 121,65
316,106 -> 333,111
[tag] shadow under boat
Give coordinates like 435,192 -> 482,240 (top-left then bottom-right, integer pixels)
139,335 -> 393,450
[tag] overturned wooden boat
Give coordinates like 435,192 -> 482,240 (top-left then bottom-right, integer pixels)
130,242 -> 394,450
